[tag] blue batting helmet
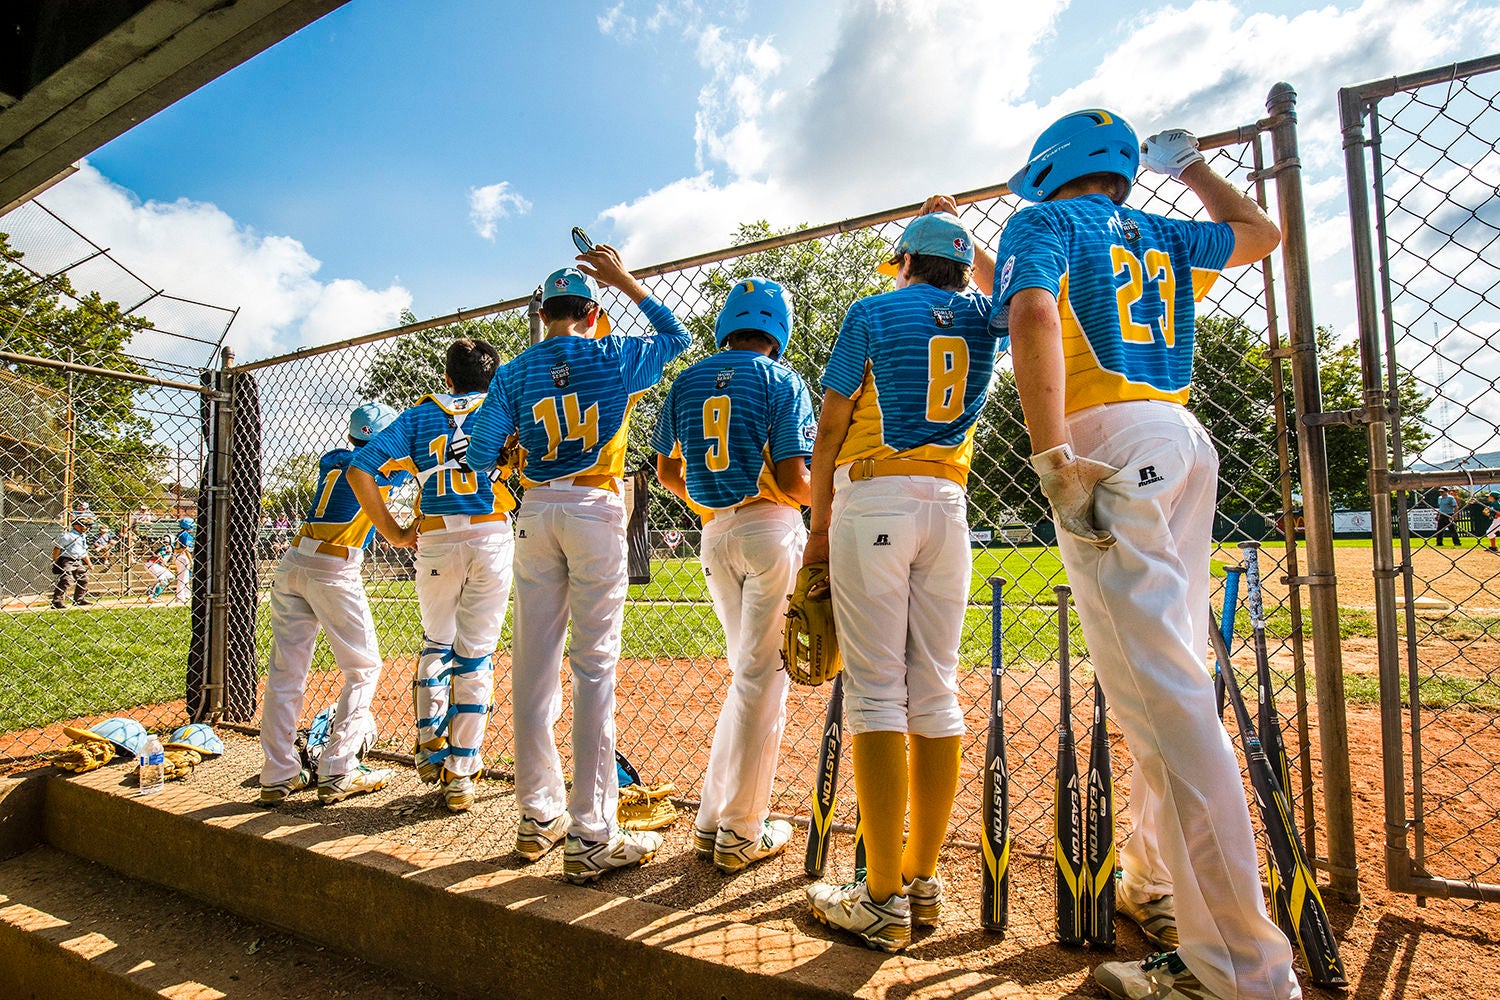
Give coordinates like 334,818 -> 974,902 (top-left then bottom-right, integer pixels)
714,276 -> 792,359
1009,109 -> 1140,203
63,717 -> 148,757
348,402 -> 398,443
179,518 -> 195,530
165,723 -> 224,757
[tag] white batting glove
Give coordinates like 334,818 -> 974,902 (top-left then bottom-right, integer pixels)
1031,443 -> 1118,550
1141,129 -> 1204,180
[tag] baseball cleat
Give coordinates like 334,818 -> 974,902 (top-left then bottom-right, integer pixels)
257,768 -> 312,806
563,830 -> 662,884
713,819 -> 793,873
806,878 -> 911,953
414,739 -> 447,784
515,813 -> 570,862
1094,951 -> 1222,1000
902,873 -> 944,927
441,770 -> 475,813
692,826 -> 716,860
1117,892 -> 1179,950
317,764 -> 392,804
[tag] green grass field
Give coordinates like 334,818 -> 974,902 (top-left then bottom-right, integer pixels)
6,538 -> 1499,732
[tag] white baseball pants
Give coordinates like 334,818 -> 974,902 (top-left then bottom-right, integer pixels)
696,503 -> 805,840
1058,399 -> 1299,1000
412,523 -> 513,779
828,471 -> 970,738
260,547 -> 382,783
174,552 -> 191,602
510,484 -> 627,843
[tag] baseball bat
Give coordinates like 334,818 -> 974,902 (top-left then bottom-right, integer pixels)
1084,677 -> 1116,947
853,807 -> 867,881
1054,585 -> 1085,946
804,671 -> 845,877
980,577 -> 1011,932
1240,542 -> 1294,933
1209,609 -> 1348,989
1217,562 -> 1244,718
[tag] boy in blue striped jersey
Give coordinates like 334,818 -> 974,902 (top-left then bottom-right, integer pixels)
652,276 -> 816,873
259,401 -> 408,806
466,244 -> 691,881
995,112 -> 1290,1000
349,339 -> 515,813
803,199 -> 999,951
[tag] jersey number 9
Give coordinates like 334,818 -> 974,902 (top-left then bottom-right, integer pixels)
702,395 -> 732,473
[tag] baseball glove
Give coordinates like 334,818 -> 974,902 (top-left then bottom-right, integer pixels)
782,563 -> 842,686
163,748 -> 202,781
54,738 -> 116,773
618,781 -> 679,831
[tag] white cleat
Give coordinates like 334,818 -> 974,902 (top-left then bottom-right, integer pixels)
902,873 -> 944,926
562,830 -> 662,884
515,813 -> 570,862
713,819 -> 793,873
317,764 -> 392,804
1094,951 -> 1223,1000
441,769 -> 475,813
806,878 -> 911,953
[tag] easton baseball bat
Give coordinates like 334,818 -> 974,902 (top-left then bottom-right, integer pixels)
853,807 -> 867,881
1209,610 -> 1348,989
1240,542 -> 1295,933
980,577 -> 1011,932
805,671 -> 845,877
1054,585 -> 1085,946
1084,677 -> 1116,947
1217,562 -> 1245,718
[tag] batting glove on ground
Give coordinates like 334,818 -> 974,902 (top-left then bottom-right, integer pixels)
1031,444 -> 1118,550
1141,129 -> 1204,179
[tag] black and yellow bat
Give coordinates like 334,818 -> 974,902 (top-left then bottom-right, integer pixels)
1241,542 -> 1294,933
804,671 -> 845,877
1054,585 -> 1085,946
1084,678 -> 1115,947
1209,609 -> 1348,989
980,578 -> 1011,932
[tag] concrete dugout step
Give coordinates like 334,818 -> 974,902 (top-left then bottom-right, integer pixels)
2,770 -> 1022,1000
0,844 -> 460,1000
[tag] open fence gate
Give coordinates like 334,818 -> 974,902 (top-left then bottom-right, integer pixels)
1342,52 -> 1500,902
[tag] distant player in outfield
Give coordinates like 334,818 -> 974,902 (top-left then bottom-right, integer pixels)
466,244 -> 690,882
994,110 -> 1292,1000
349,339 -> 515,814
50,511 -> 95,609
258,402 -> 408,806
802,199 -> 999,952
652,276 -> 815,872
172,517 -> 194,604
143,541 -> 174,602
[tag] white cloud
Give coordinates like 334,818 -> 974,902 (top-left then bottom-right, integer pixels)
467,181 -> 532,241
598,3 -> 637,38
20,162 -> 411,364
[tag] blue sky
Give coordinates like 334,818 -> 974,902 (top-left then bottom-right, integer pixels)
22,0 -> 1500,368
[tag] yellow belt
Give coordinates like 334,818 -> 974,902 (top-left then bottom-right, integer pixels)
418,512 -> 509,533
847,458 -> 966,487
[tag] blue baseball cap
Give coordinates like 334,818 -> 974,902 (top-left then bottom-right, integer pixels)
540,267 -> 612,337
878,213 -> 975,277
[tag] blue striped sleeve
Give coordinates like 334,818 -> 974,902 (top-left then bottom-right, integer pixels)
768,370 -> 815,463
349,410 -> 412,475
619,296 -> 692,394
992,208 -> 1067,328
651,380 -> 681,457
822,300 -> 871,398
465,374 -> 516,475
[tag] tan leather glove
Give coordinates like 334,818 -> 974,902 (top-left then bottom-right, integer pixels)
1032,443 -> 1119,550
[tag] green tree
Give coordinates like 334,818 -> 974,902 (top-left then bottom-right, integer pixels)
0,232 -> 165,521
361,309 -> 531,409
262,451 -> 322,518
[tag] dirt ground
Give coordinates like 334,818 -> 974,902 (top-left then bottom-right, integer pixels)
6,540 -> 1500,996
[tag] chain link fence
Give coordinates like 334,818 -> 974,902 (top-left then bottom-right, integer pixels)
225,94 -> 1329,870
0,199 -> 232,756
1343,53 -> 1500,902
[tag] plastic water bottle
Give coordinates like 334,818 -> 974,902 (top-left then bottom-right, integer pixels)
138,735 -> 165,795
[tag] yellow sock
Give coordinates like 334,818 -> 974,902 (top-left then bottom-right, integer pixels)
902,734 -> 962,883
853,731 -> 908,902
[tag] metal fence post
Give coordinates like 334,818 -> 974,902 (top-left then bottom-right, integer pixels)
205,346 -> 237,720
1266,82 -> 1360,903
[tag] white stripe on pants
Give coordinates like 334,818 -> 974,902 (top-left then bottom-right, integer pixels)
1058,400 -> 1299,1000
260,548 -> 381,783
412,524 -> 513,778
696,503 -> 804,840
510,486 -> 627,843
828,471 -> 970,738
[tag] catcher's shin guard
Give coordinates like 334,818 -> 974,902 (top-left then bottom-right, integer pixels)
414,642 -> 455,745
445,651 -> 494,776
